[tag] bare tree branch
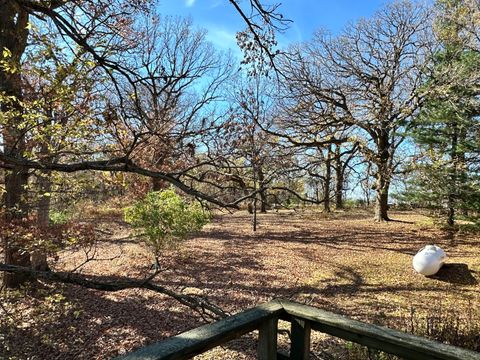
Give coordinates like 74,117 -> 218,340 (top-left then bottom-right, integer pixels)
0,263 -> 228,320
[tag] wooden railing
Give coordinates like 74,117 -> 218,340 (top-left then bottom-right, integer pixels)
116,299 -> 480,360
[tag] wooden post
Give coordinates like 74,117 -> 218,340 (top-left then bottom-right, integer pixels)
290,317 -> 311,360
257,317 -> 278,360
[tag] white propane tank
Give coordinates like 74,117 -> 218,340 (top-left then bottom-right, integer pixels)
412,245 -> 447,276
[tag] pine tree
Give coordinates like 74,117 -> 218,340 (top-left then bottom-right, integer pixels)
405,0 -> 480,225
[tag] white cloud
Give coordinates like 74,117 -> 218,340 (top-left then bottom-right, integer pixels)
206,27 -> 236,48
185,0 -> 196,7
209,0 -> 222,8
204,25 -> 242,60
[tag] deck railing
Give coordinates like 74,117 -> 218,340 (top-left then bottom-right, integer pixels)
116,299 -> 480,360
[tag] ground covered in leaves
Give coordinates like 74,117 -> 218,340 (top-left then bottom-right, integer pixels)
1,210 -> 479,359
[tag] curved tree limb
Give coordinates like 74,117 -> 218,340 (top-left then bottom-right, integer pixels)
0,263 -> 228,320
0,152 -> 238,209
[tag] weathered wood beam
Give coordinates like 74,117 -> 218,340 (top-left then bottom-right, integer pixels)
116,298 -> 480,360
115,301 -> 284,360
257,317 -> 278,360
279,300 -> 480,360
290,317 -> 311,360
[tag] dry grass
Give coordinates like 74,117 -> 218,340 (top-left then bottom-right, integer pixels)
1,209 -> 479,359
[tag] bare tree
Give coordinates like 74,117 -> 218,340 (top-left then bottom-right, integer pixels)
281,0 -> 434,221
333,139 -> 359,209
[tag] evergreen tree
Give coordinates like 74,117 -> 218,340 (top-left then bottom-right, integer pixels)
405,0 -> 480,225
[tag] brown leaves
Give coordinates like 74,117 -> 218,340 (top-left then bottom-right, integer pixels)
1,210 -> 479,359
0,216 -> 97,258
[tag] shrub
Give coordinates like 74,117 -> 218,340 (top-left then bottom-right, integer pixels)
124,189 -> 210,262
49,210 -> 71,225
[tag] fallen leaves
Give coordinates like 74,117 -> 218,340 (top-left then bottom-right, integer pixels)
1,209 -> 479,359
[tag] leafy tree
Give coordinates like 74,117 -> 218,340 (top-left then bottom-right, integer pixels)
0,0 -> 289,288
437,0 -> 480,52
124,189 -> 210,267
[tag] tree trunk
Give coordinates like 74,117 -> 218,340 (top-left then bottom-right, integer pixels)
446,202 -> 455,227
1,3 -> 31,288
3,157 -> 31,287
365,190 -> 370,207
334,145 -> 344,210
323,145 -> 332,212
374,183 -> 390,222
363,162 -> 372,207
373,131 -> 392,222
3,166 -> 31,287
374,158 -> 390,222
258,167 -> 267,213
33,170 -> 52,271
252,165 -> 257,231
37,170 -> 52,228
447,121 -> 459,227
457,127 -> 468,217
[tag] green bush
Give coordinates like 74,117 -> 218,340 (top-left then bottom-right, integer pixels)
124,189 -> 210,260
49,210 -> 71,225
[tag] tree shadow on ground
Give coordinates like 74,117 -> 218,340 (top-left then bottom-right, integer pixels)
204,212 -> 480,260
0,322 -> 59,360
205,226 -> 433,257
388,218 -> 415,224
8,210 -> 478,359
1,271 -> 234,360
431,263 -> 478,286
53,284 -> 209,359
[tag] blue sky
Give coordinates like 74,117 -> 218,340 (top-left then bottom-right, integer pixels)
158,0 -> 388,54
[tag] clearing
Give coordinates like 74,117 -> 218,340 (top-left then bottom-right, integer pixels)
1,210 -> 479,359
